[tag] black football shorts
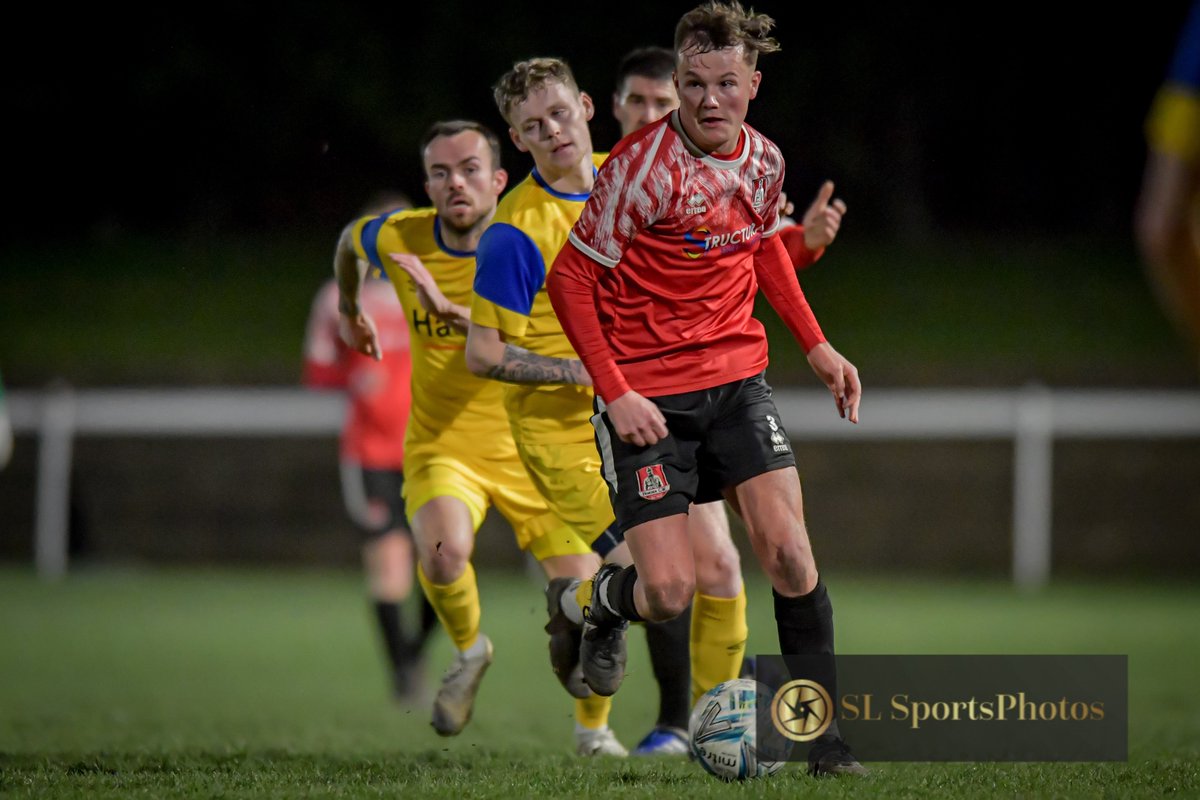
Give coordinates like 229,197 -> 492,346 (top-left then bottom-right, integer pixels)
590,371 -> 796,534
339,463 -> 410,539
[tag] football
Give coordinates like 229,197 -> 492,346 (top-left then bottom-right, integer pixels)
688,677 -> 791,781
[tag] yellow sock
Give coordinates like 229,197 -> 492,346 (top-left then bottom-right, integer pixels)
417,562 -> 480,652
575,693 -> 612,730
690,588 -> 748,706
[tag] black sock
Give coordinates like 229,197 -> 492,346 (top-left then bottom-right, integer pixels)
373,600 -> 409,671
773,581 -> 834,655
601,565 -> 645,622
645,602 -> 692,730
411,593 -> 439,656
774,581 -> 842,739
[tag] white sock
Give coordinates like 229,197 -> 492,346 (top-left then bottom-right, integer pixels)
461,635 -> 488,658
595,568 -> 622,618
559,579 -> 584,625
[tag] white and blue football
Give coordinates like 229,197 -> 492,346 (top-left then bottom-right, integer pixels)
688,678 -> 791,781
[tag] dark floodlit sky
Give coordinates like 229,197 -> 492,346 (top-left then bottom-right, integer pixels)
4,2 -> 1194,245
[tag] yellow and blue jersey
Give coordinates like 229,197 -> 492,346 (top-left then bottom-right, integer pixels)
471,153 -> 608,445
353,207 -> 516,460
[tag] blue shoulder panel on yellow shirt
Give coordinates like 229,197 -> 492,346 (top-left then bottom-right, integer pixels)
358,216 -> 389,271
474,222 -> 546,316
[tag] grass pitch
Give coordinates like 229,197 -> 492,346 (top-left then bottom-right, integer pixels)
1,566 -> 1197,798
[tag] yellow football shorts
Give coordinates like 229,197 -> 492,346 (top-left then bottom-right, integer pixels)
514,436 -> 616,552
403,444 -> 591,561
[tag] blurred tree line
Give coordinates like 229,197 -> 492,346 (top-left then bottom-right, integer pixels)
3,1 -> 1193,249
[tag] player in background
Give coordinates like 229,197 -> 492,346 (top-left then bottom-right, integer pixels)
456,54 -> 756,757
547,1 -> 866,777
303,190 -> 438,703
1136,0 -> 1200,370
429,61 -> 628,757
336,121 -> 624,756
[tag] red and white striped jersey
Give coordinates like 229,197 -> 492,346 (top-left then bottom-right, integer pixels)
564,111 -> 790,397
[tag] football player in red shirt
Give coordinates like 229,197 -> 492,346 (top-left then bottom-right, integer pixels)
548,1 -> 864,777
607,43 -> 848,758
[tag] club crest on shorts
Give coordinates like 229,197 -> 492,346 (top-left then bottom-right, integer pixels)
635,464 -> 670,501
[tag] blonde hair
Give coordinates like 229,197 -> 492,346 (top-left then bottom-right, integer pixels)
493,57 -> 581,124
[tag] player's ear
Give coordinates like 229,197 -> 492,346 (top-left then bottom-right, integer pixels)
749,70 -> 761,100
580,91 -> 595,121
611,92 -> 621,120
492,168 -> 509,194
508,127 -> 529,153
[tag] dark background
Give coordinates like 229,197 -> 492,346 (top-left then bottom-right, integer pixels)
2,2 -> 1198,574
2,2 -> 1192,247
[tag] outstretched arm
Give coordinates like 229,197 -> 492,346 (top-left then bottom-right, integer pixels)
755,234 -> 861,423
801,180 -> 847,253
388,252 -> 471,332
779,180 -> 848,270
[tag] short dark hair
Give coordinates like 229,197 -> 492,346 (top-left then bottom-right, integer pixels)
419,119 -> 503,172
615,46 -> 675,94
674,1 -> 780,65
493,57 -> 580,124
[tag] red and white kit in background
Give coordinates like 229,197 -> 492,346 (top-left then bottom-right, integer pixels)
303,278 -> 412,468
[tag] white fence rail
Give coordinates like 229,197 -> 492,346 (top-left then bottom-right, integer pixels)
9,386 -> 1200,586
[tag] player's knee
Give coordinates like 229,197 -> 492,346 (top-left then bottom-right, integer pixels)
642,576 -> 694,622
417,538 -> 471,583
694,539 -> 742,596
758,540 -> 816,595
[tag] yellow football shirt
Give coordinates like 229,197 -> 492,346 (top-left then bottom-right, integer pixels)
354,207 -> 516,460
470,154 -> 608,445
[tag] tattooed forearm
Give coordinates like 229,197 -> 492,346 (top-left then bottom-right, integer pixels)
484,344 -> 588,386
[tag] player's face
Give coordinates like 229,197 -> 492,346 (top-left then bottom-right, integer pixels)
508,81 -> 595,175
423,131 -> 507,233
674,44 -> 760,154
612,75 -> 678,137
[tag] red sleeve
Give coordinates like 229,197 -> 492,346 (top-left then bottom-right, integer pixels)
754,234 -> 826,352
547,244 -> 632,403
778,224 -> 824,271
